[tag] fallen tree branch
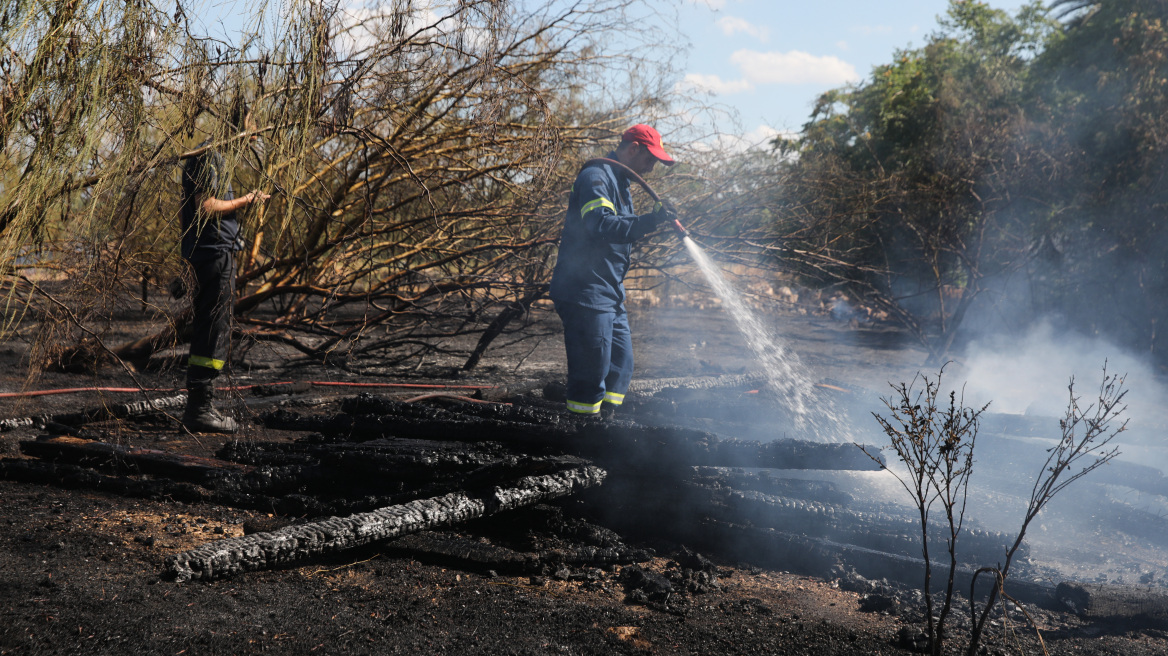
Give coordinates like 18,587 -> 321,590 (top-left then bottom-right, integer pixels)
164,465 -> 607,581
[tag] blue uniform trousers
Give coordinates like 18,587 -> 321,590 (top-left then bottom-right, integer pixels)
555,302 -> 632,414
186,250 -> 234,385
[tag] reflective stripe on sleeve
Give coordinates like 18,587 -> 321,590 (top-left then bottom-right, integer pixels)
603,391 -> 625,405
581,197 -> 615,216
566,399 -> 602,414
189,355 -> 226,370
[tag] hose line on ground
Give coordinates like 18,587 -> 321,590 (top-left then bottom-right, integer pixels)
0,381 -> 498,399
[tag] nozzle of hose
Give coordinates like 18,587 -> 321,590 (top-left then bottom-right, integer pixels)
672,218 -> 689,238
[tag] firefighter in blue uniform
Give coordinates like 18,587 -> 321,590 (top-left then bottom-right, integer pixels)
550,124 -> 678,416
179,107 -> 269,433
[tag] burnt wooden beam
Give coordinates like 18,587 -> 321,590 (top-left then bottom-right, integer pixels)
164,465 -> 607,581
576,473 -> 1019,574
262,402 -> 885,472
688,519 -> 1054,608
20,436 -> 253,483
383,530 -> 651,575
1056,582 -> 1168,629
0,394 -> 187,433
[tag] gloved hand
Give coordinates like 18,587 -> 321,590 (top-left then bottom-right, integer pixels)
645,200 -> 678,230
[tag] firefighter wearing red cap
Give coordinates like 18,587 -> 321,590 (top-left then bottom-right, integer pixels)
549,124 -> 678,415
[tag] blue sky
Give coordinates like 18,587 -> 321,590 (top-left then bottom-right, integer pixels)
674,0 -> 1033,146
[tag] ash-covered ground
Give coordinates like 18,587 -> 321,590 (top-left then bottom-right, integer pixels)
2,299 -> 1168,655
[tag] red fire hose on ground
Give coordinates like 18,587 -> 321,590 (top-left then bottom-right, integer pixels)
0,381 -> 498,400
584,158 -> 688,237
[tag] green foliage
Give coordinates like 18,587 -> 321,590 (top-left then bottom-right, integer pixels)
776,1 -> 1056,361
772,0 -> 1168,365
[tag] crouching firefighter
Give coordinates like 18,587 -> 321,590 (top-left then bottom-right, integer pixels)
549,124 -> 678,416
178,106 -> 269,433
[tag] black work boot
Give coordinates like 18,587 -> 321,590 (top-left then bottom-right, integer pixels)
182,381 -> 239,434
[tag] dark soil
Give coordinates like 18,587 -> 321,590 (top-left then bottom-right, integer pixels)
2,301 -> 1167,655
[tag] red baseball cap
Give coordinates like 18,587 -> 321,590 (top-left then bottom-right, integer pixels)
622,124 -> 675,166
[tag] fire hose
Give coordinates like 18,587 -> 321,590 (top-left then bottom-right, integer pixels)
583,158 -> 689,237
0,381 -> 497,400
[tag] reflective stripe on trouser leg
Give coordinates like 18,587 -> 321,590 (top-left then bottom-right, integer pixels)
555,302 -> 632,413
187,250 -> 234,378
566,399 -> 602,415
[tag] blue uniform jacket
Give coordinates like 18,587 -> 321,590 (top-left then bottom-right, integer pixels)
180,145 -> 240,261
549,153 -> 657,311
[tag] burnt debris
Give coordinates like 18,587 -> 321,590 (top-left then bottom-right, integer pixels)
165,466 -> 606,582
0,377 -> 1039,595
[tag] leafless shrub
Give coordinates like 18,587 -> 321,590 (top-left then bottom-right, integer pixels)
966,364 -> 1127,656
863,366 -> 987,656
866,363 -> 1128,656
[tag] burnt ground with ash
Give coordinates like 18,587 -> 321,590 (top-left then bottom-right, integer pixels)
2,302 -> 1168,655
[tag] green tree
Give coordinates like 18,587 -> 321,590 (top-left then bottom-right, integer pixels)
1025,0 -> 1168,363
776,1 -> 1057,362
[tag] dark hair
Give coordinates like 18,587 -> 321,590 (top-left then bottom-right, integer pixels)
228,97 -> 250,131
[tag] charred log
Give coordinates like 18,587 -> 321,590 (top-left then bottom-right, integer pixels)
0,458 -> 221,506
164,465 -> 607,581
692,467 -> 854,505
686,519 -> 1053,608
0,394 -> 186,433
715,487 -> 1022,567
1056,582 -> 1168,629
21,437 -> 254,483
577,471 -> 1020,577
262,398 -> 884,472
383,530 -> 650,575
217,437 -> 512,472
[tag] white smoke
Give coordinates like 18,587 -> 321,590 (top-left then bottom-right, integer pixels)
953,319 -> 1168,446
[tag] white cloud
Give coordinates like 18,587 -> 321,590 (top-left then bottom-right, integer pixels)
707,125 -> 796,154
679,73 -> 753,96
716,16 -> 769,42
836,40 -> 849,51
681,49 -> 859,98
689,0 -> 726,8
730,49 -> 860,86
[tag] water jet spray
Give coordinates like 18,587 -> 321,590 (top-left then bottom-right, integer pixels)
582,157 -> 849,441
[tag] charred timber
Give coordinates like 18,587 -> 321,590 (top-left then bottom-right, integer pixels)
9,437 -> 599,517
383,530 -> 651,575
978,432 -> 1168,499
0,456 -> 362,516
690,519 -> 1053,608
217,438 -> 512,473
215,438 -> 595,503
692,467 -> 854,505
164,465 -> 607,581
578,475 -> 1019,573
262,404 -> 884,472
0,457 -> 372,515
51,394 -> 187,426
0,394 -> 186,433
1056,582 -> 1168,629
21,437 -> 254,483
716,487 -> 1022,567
